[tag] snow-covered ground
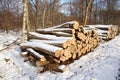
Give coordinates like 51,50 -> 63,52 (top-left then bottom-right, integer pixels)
0,30 -> 120,80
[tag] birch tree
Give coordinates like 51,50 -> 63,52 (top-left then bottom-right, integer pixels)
42,0 -> 48,28
84,0 -> 93,27
22,0 -> 30,42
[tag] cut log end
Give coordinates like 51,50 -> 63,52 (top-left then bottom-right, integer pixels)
73,21 -> 79,30
27,48 -> 46,61
55,49 -> 64,58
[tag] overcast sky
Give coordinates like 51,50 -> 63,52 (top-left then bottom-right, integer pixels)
60,0 -> 69,4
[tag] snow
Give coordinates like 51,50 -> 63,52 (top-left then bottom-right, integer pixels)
29,39 -> 66,44
96,29 -> 108,33
42,21 -> 75,29
20,41 -> 62,53
37,28 -> 72,32
55,32 -> 71,35
21,52 -> 28,55
27,48 -> 44,58
55,32 -> 72,36
29,32 -> 71,40
0,30 -> 21,50
86,25 -> 113,28
0,30 -> 120,80
58,65 -> 66,70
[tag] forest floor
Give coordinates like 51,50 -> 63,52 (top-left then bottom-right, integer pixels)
0,30 -> 120,80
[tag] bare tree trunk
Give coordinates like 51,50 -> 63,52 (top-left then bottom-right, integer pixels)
82,1 -> 84,25
42,0 -> 48,28
42,8 -> 46,28
84,0 -> 93,27
22,0 -> 27,42
22,0 -> 30,42
35,0 -> 39,29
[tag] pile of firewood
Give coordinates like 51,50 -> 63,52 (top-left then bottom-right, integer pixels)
20,21 -> 119,72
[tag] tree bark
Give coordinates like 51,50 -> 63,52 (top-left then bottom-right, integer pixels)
22,0 -> 30,42
84,0 -> 93,27
42,0 -> 48,28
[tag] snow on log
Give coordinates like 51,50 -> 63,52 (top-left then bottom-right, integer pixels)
86,25 -> 113,28
29,32 -> 71,40
20,52 -> 28,57
36,28 -> 72,34
20,42 -> 62,57
97,29 -> 108,34
54,32 -> 72,37
41,21 -> 79,29
29,39 -> 66,47
29,39 -> 67,44
40,31 -> 72,37
27,48 -> 46,61
32,31 -> 72,37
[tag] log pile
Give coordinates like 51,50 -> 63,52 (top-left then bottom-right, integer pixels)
20,21 -> 120,72
84,25 -> 120,41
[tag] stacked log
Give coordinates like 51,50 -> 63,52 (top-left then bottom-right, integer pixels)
20,21 -> 119,72
20,21 -> 99,66
84,25 -> 120,41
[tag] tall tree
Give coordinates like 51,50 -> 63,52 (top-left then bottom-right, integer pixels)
35,0 -> 39,29
84,0 -> 93,27
22,0 -> 30,42
42,0 -> 48,28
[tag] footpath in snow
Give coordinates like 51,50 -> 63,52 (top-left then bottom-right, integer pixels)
0,31 -> 120,80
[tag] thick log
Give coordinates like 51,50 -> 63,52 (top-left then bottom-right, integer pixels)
29,32 -> 71,41
85,37 -> 90,44
55,32 -> 72,37
36,28 -> 72,34
77,43 -> 82,49
78,51 -> 82,57
71,38 -> 77,45
55,49 -> 64,58
72,29 -> 76,37
92,29 -> 98,37
27,48 -> 46,61
72,52 -> 76,59
73,21 -> 79,30
87,44 -> 91,52
87,31 -> 92,37
30,39 -> 66,48
41,21 -> 79,29
20,42 -> 62,57
93,40 -> 98,48
33,31 -> 72,37
63,49 -> 71,59
63,39 -> 72,48
60,55 -> 66,62
67,45 -> 77,54
77,32 -> 86,41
